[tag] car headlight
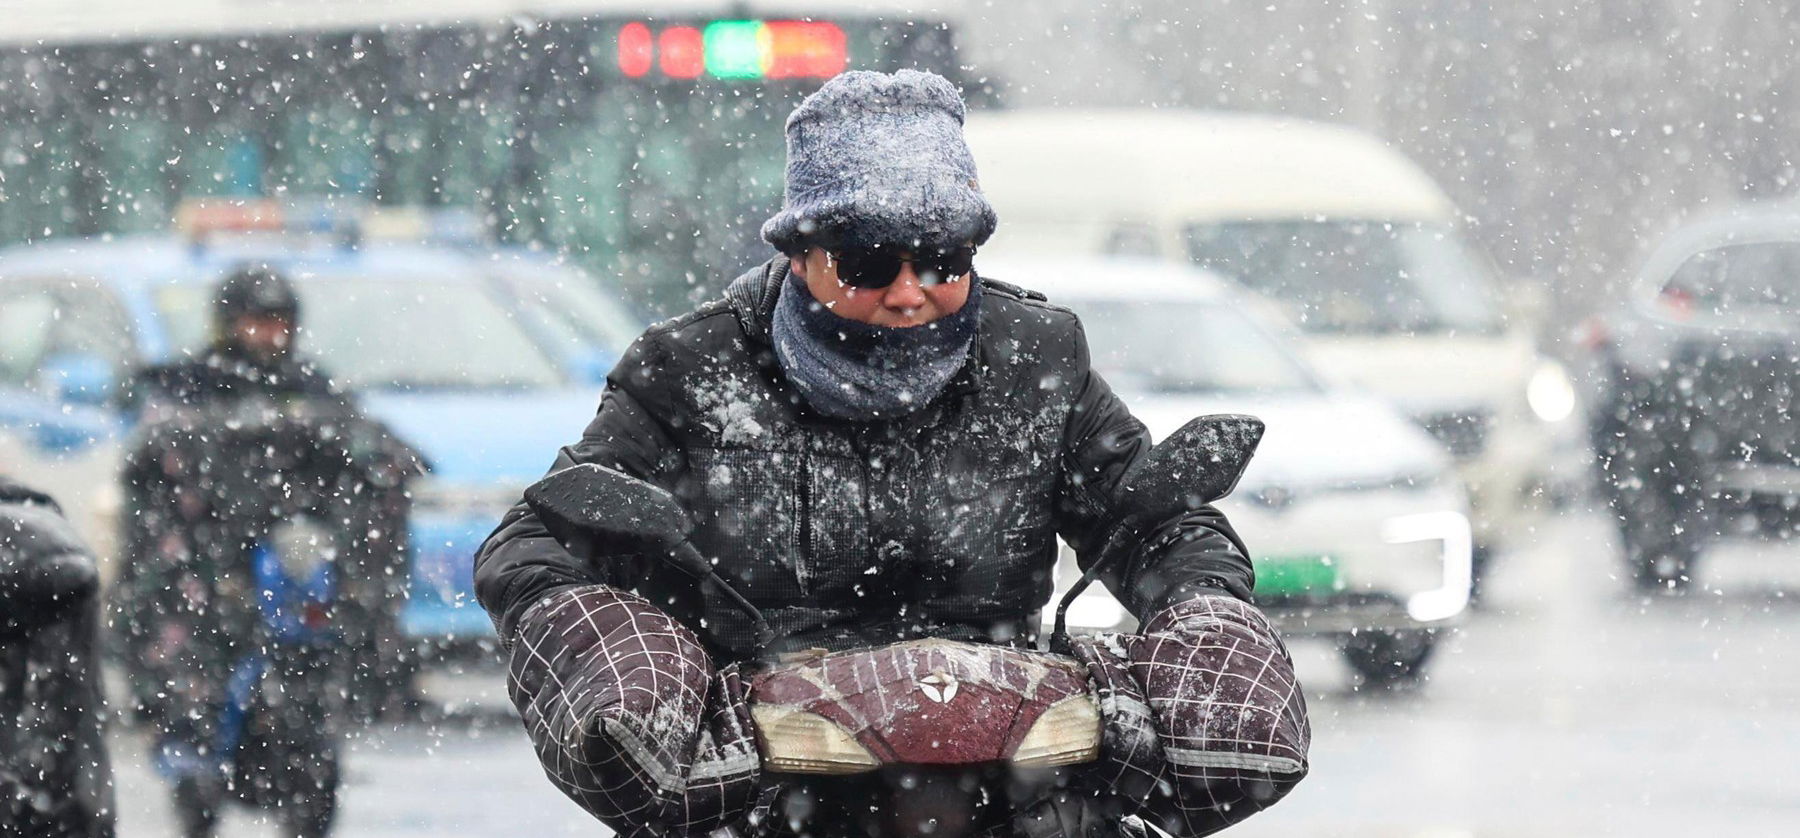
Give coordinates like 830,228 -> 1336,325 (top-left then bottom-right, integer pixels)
751,705 -> 880,774
1526,360 -> 1577,423
1383,510 -> 1474,623
1012,694 -> 1102,768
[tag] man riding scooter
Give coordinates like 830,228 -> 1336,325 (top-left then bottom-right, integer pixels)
477,70 -> 1310,837
114,266 -> 419,837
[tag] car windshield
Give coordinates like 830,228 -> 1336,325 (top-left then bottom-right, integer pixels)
494,263 -> 645,356
1664,241 -> 1800,316
156,276 -> 565,390
1186,221 -> 1505,336
1072,299 -> 1319,395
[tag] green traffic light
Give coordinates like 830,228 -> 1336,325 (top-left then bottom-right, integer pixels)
704,21 -> 768,79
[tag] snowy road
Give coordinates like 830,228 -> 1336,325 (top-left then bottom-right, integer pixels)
111,504 -> 1800,836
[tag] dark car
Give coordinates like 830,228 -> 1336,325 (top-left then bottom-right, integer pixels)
1584,208 -> 1800,591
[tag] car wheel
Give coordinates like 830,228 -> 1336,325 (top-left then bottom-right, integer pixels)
1615,483 -> 1700,594
1605,452 -> 1706,595
1341,629 -> 1438,689
1752,495 -> 1798,540
1629,543 -> 1697,594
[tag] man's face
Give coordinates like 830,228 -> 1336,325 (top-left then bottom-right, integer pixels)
229,313 -> 296,361
791,247 -> 973,327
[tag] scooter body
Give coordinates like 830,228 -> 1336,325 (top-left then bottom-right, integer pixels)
251,518 -> 339,645
200,517 -> 347,838
751,638 -> 1099,773
524,414 -> 1264,838
748,638 -> 1100,838
126,398 -> 419,838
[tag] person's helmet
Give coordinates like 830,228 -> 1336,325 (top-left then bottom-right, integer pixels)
213,264 -> 300,326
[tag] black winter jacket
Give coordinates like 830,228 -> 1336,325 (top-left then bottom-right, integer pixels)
123,347 -> 339,419
475,258 -> 1254,662
1,479 -> 115,837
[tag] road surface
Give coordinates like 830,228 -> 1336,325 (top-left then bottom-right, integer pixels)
111,504 -> 1800,835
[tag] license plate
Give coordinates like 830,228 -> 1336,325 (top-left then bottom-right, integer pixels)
1254,555 -> 1340,596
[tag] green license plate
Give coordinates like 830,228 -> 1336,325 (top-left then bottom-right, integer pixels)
1254,555 -> 1341,596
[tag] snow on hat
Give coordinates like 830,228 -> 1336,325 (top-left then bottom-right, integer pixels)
761,69 -> 997,254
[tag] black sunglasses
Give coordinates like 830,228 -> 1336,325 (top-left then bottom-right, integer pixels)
826,244 -> 976,289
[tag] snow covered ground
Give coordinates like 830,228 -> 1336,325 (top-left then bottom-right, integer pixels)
111,503 -> 1800,836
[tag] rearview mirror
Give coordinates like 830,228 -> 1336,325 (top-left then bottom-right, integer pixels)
1049,413 -> 1266,653
524,463 -> 692,548
1116,414 -> 1265,522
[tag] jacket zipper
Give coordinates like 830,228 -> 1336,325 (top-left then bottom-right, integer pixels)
795,446 -> 812,594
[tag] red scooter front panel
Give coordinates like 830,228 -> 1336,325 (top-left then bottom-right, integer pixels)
749,638 -> 1098,770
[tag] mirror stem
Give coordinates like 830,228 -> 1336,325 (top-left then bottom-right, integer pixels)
1049,560 -> 1111,655
1049,531 -> 1134,655
672,541 -> 774,650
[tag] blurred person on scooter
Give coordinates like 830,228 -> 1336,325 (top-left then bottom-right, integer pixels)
1,478 -> 115,838
477,70 -> 1309,838
113,265 -> 417,838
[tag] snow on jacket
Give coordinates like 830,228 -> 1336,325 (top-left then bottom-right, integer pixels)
477,256 -> 1255,661
0,478 -> 115,838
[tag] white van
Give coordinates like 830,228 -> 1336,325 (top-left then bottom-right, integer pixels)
964,109 -> 1579,563
991,255 -> 1472,684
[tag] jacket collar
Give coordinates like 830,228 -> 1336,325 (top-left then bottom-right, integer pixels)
724,256 -> 790,347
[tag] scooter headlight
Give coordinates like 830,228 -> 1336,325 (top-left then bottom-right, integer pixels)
270,518 -> 337,580
751,705 -> 880,774
1011,694 -> 1102,768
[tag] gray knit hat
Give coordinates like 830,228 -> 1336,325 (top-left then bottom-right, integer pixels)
762,69 -> 997,254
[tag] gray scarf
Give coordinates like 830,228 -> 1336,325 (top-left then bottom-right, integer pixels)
771,274 -> 982,420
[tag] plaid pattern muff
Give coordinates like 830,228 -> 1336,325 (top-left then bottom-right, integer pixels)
1070,596 -> 1310,837
509,587 -> 1305,838
507,585 -> 760,837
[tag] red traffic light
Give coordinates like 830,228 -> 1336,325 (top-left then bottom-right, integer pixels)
658,26 -> 706,79
617,22 -> 653,78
